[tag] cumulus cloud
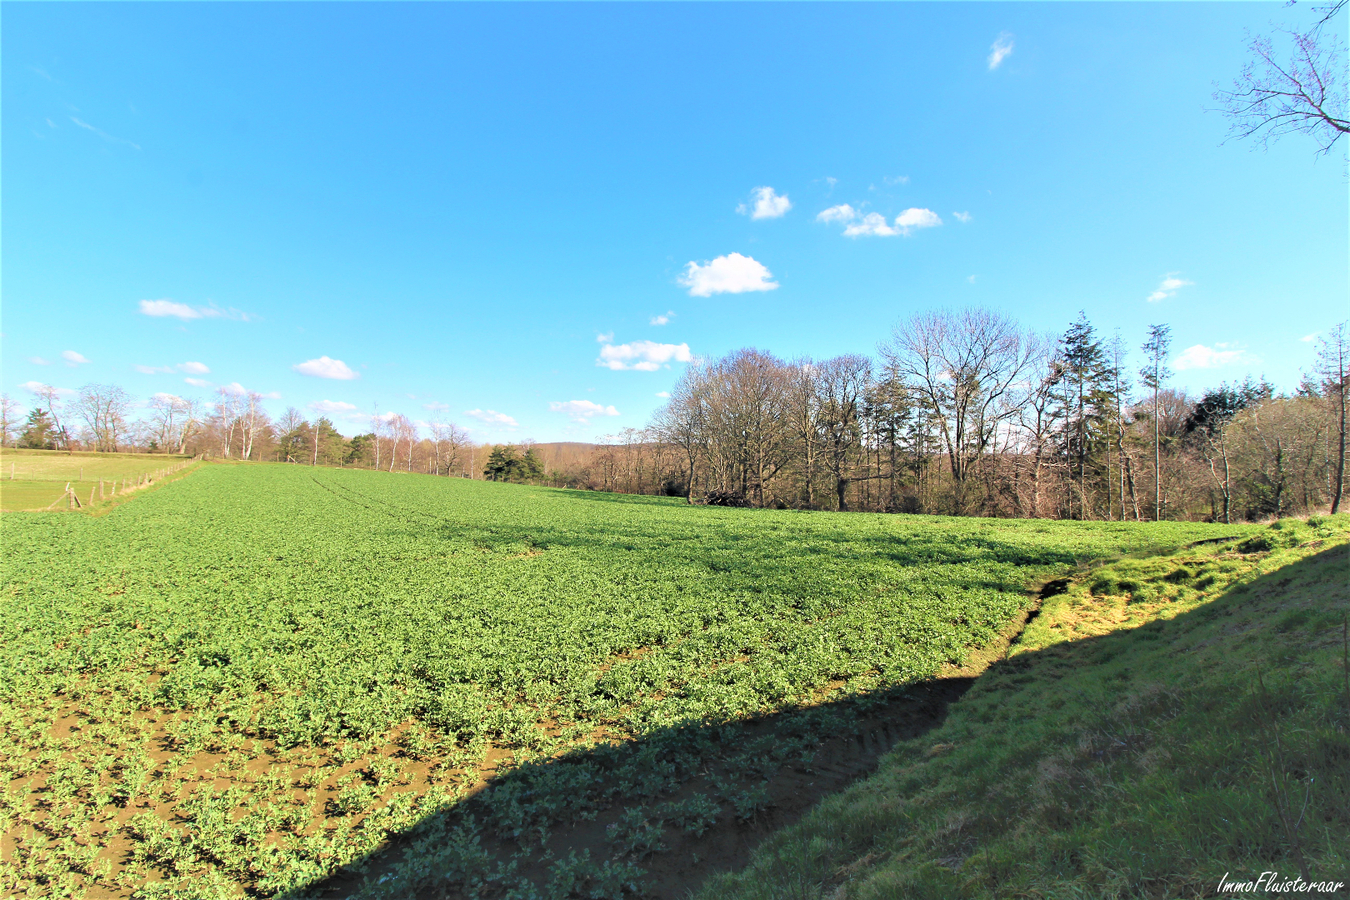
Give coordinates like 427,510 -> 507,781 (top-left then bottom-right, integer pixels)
151,392 -> 186,405
895,208 -> 943,232
596,331 -> 614,343
310,400 -> 358,413
550,399 -> 620,423
1147,274 -> 1194,303
466,409 -> 518,427
737,186 -> 792,219
844,212 -> 900,237
988,32 -> 1015,70
180,361 -> 210,375
953,211 -> 972,223
62,350 -> 90,366
20,381 -> 76,397
1174,342 -> 1253,371
138,299 -> 251,321
816,204 -> 857,224
597,340 -> 694,371
650,311 -> 675,326
678,253 -> 778,297
221,382 -> 248,396
293,356 -> 359,380
819,205 -> 942,237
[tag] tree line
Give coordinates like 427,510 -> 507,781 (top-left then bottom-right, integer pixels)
560,309 -> 1344,523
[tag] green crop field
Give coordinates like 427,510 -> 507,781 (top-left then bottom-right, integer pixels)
0,463 -> 1253,899
0,449 -> 197,512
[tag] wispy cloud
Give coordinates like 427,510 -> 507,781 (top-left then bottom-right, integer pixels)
184,377 -> 212,388
884,175 -> 910,186
650,310 -> 675,326
69,116 -> 141,150
423,401 -> 451,411
1147,273 -> 1194,303
27,356 -> 52,366
597,340 -> 693,371
466,408 -> 518,427
550,399 -> 620,423
656,391 -> 671,399
21,381 -> 76,397
138,299 -> 251,321
596,331 -> 614,343
967,275 -> 978,284
1300,331 -> 1320,343
134,364 -> 173,375
736,186 -> 792,220
179,361 -> 210,375
678,253 -> 778,296
62,350 -> 90,366
293,356 -> 359,380
1174,342 -> 1254,371
953,211 -> 972,223
310,400 -> 358,413
988,32 -> 1015,70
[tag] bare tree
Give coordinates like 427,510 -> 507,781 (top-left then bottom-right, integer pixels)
0,394 -> 20,448
213,389 -> 241,458
1140,324 -> 1173,521
881,309 -> 1037,512
653,362 -> 709,502
75,383 -> 132,452
1215,0 -> 1348,160
239,392 -> 268,460
1316,320 -> 1349,512
815,354 -> 873,511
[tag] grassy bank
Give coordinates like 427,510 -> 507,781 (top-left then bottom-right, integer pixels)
699,515 -> 1350,899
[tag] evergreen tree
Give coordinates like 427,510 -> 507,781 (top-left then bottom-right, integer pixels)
18,408 -> 57,450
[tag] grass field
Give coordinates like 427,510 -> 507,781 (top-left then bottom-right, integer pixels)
701,516 -> 1350,899
0,463 -> 1257,898
0,449 -> 197,512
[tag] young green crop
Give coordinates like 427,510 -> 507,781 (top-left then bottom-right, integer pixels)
0,463 -> 1251,897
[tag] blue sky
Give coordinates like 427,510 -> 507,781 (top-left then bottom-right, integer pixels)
4,2 -> 1346,442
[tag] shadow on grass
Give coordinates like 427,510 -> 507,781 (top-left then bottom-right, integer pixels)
299,542 -> 1348,900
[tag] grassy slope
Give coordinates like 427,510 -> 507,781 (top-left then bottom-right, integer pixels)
700,516 -> 1350,899
0,449 -> 196,511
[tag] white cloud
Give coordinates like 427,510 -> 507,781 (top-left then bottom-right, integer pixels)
260,391 -> 282,399
134,364 -> 173,374
466,408 -> 518,427
70,116 -> 141,150
310,400 -> 358,413
1173,342 -> 1253,371
550,399 -> 620,423
179,361 -> 210,375
293,356 -> 359,380
988,32 -> 1015,70
737,186 -> 792,219
884,175 -> 910,186
656,391 -> 671,398
62,350 -> 90,366
844,212 -> 900,237
184,377 -> 212,388
895,208 -> 943,233
221,382 -> 248,396
1300,332 -> 1320,343
816,204 -> 857,224
967,275 -> 978,284
596,331 -> 614,343
953,211 -> 972,223
151,392 -> 185,405
824,176 -> 838,190
28,356 -> 52,365
20,381 -> 76,397
1146,273 -> 1194,303
597,340 -> 693,371
138,298 -> 250,321
678,253 -> 779,296
650,311 -> 675,326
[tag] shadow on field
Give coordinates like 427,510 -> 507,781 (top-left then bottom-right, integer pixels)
306,674 -> 980,900
300,542 -> 1349,900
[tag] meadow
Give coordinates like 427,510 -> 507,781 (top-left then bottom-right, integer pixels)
0,449 -> 198,512
0,463 -> 1254,898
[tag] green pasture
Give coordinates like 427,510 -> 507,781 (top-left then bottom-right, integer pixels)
0,449 -> 195,511
0,463 -> 1257,898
